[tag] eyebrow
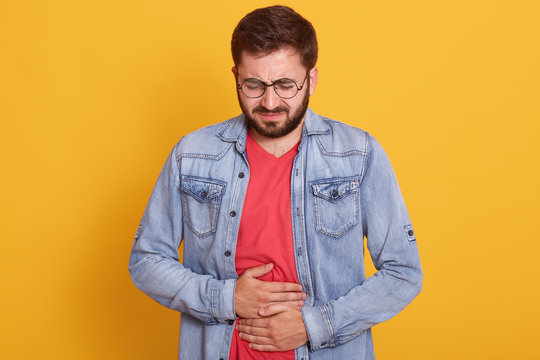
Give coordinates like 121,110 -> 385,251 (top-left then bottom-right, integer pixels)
240,76 -> 297,84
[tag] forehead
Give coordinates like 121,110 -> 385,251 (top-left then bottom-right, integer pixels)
237,48 -> 305,80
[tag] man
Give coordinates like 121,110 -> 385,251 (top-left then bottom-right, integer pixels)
129,5 -> 422,360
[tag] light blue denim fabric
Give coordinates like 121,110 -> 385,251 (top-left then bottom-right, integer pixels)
129,109 -> 423,360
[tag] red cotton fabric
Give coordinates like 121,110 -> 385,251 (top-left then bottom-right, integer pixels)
229,132 -> 300,360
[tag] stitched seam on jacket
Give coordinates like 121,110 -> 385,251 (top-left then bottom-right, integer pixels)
177,142 -> 234,161
360,131 -> 370,181
211,281 -> 219,322
315,135 -> 367,156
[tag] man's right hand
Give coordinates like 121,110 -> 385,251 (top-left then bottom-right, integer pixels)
234,263 -> 306,319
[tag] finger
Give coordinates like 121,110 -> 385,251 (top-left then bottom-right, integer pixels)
263,281 -> 303,293
248,343 -> 279,352
243,263 -> 273,278
259,303 -> 286,316
236,324 -> 268,337
259,302 -> 298,316
238,332 -> 273,345
266,291 -> 306,303
265,300 -> 304,308
238,318 -> 267,327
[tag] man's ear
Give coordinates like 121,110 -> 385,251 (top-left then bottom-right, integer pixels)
308,67 -> 318,96
231,66 -> 237,77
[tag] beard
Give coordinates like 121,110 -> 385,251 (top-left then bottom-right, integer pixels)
238,79 -> 310,139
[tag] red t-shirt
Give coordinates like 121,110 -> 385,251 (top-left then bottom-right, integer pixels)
229,133 -> 300,360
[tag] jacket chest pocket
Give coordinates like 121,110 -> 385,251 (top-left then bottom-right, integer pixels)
180,176 -> 226,238
311,176 -> 359,238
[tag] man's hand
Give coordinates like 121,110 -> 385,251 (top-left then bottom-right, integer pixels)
236,302 -> 309,352
234,263 -> 305,319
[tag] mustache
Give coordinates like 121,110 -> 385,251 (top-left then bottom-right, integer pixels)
253,106 -> 288,114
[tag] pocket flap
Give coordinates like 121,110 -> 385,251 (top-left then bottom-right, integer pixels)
311,176 -> 359,203
180,176 -> 225,203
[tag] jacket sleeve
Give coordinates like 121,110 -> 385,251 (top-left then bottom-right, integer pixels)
302,133 -> 423,351
128,142 -> 236,325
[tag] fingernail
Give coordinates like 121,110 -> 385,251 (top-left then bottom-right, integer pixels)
259,308 -> 265,315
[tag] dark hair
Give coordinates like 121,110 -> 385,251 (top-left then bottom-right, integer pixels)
231,5 -> 318,70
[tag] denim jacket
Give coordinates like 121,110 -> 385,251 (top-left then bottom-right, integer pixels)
129,109 -> 422,360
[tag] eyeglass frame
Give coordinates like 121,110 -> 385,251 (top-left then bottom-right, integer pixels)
236,72 -> 309,99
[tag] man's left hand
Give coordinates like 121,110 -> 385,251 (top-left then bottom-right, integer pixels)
236,302 -> 309,352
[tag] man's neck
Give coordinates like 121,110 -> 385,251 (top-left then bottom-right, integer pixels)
248,121 -> 303,158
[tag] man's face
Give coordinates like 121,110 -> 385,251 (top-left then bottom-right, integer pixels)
233,48 -> 318,139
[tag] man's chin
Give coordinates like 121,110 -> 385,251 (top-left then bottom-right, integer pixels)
250,118 -> 304,139
250,123 -> 285,139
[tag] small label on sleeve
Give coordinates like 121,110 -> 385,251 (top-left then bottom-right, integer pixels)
403,224 -> 416,242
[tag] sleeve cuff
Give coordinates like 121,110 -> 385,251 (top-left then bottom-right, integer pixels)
301,304 -> 335,351
211,278 -> 237,323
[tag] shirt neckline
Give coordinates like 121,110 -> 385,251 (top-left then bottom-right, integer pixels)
246,132 -> 300,162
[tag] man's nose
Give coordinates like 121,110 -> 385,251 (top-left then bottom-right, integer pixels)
260,86 -> 280,110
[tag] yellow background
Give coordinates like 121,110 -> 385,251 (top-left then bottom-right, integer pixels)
1,0 -> 539,358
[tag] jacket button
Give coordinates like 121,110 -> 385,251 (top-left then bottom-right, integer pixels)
408,230 -> 414,236
228,319 -> 234,325
230,211 -> 236,217
201,191 -> 207,198
224,251 -> 231,257
238,172 -> 245,178
331,190 -> 338,197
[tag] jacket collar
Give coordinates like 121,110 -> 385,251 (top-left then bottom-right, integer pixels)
302,108 -> 331,136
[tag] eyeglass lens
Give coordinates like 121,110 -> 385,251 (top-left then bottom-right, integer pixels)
241,78 -> 299,99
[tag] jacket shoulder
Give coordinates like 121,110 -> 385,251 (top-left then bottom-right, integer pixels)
315,117 -> 371,156
173,117 -> 240,160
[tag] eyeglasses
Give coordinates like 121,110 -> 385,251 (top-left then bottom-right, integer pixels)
236,73 -> 308,99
